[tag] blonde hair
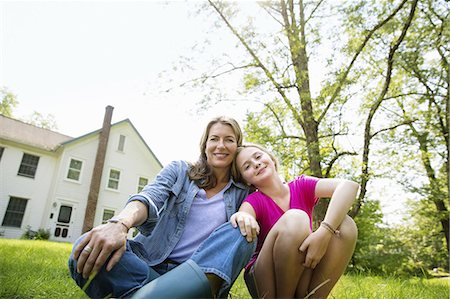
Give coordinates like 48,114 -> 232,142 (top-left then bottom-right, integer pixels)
232,143 -> 279,185
188,116 -> 243,189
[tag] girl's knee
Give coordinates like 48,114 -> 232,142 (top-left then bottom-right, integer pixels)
281,209 -> 310,226
276,209 -> 310,238
340,216 -> 357,235
338,215 -> 358,245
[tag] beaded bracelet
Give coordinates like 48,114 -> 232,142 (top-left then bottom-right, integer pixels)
321,221 -> 340,236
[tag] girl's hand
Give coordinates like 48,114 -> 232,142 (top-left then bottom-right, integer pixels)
299,227 -> 332,269
230,211 -> 260,242
73,222 -> 128,279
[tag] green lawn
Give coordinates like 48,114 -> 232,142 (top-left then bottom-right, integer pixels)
0,239 -> 448,298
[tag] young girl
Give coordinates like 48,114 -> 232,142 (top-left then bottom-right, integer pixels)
230,144 -> 358,299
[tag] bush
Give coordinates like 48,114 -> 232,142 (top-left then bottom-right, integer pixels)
35,228 -> 51,240
21,225 -> 50,240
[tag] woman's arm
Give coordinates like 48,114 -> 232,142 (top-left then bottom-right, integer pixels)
230,202 -> 259,242
73,201 -> 148,279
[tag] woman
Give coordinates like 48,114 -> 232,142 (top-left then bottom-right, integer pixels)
230,144 -> 358,299
68,116 -> 257,299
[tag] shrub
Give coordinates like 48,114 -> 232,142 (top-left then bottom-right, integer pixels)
21,225 -> 50,240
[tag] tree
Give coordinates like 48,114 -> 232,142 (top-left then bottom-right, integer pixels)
0,87 -> 58,130
26,111 -> 58,130
184,0 -> 419,225
344,0 -> 449,254
397,0 -> 449,253
160,0 -> 449,271
0,87 -> 18,117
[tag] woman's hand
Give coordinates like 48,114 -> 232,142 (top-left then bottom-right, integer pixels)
73,222 -> 129,279
230,211 -> 260,242
299,227 -> 333,269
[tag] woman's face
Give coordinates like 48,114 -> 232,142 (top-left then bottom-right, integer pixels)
205,123 -> 238,171
236,146 -> 276,186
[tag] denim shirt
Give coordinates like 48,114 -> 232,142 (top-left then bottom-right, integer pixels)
127,160 -> 250,266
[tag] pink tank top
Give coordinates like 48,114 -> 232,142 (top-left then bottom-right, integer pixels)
243,175 -> 319,271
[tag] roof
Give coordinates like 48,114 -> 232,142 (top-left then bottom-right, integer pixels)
62,118 -> 163,168
0,114 -> 73,151
0,114 -> 163,168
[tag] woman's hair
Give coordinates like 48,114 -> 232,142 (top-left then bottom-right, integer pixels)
232,143 -> 279,185
188,116 -> 243,189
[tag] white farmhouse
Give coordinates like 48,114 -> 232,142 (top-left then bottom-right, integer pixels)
0,106 -> 162,243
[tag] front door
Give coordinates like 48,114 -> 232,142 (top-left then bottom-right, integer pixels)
51,201 -> 76,241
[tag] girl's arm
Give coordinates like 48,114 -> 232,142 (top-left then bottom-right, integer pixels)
230,202 -> 259,242
315,178 -> 360,232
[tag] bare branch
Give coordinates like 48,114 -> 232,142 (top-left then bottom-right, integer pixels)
208,0 -> 305,128
305,0 -> 326,24
355,0 -> 418,216
371,120 -> 416,138
318,0 -> 410,124
324,151 -> 358,178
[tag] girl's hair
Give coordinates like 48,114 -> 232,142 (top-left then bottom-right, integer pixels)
232,143 -> 279,185
188,116 -> 243,189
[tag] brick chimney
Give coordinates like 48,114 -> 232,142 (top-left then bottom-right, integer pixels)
82,105 -> 114,233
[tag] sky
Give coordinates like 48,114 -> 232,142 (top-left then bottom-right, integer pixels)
2,1 -> 408,224
1,0 -> 254,165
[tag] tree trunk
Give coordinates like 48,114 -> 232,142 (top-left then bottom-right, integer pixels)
280,0 -> 324,224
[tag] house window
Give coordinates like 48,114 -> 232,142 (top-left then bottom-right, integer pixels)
118,135 -> 126,152
102,209 -> 115,224
107,169 -> 121,190
0,147 -> 4,161
67,158 -> 83,181
2,197 -> 28,228
137,177 -> 148,193
18,153 -> 40,178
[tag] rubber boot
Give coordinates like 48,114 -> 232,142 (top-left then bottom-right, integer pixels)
131,259 -> 212,299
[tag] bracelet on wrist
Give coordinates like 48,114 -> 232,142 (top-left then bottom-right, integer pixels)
107,218 -> 131,231
320,221 -> 340,236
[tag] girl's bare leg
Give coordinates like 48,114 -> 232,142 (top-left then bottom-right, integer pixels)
252,209 -> 311,299
304,215 -> 357,298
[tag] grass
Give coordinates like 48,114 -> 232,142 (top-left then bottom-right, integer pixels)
0,239 -> 86,299
1,239 -> 448,299
230,274 -> 450,299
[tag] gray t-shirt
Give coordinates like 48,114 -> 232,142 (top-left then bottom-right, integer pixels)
168,182 -> 230,262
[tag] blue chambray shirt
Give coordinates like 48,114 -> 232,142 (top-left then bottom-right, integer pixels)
127,160 -> 250,266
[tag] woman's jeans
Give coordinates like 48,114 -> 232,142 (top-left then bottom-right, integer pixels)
68,222 -> 256,298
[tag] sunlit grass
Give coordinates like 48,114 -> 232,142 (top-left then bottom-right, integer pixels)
328,274 -> 449,299
1,239 -> 448,299
0,239 -> 87,299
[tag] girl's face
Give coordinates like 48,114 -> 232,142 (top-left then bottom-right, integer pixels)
205,123 -> 238,171
236,146 -> 276,187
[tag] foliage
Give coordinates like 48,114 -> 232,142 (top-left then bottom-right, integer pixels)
0,87 -> 18,117
25,111 -> 58,130
21,225 -> 51,240
400,198 -> 449,271
164,0 -> 449,274
351,199 -> 417,276
352,196 -> 448,276
352,0 -> 450,254
0,86 -> 58,130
